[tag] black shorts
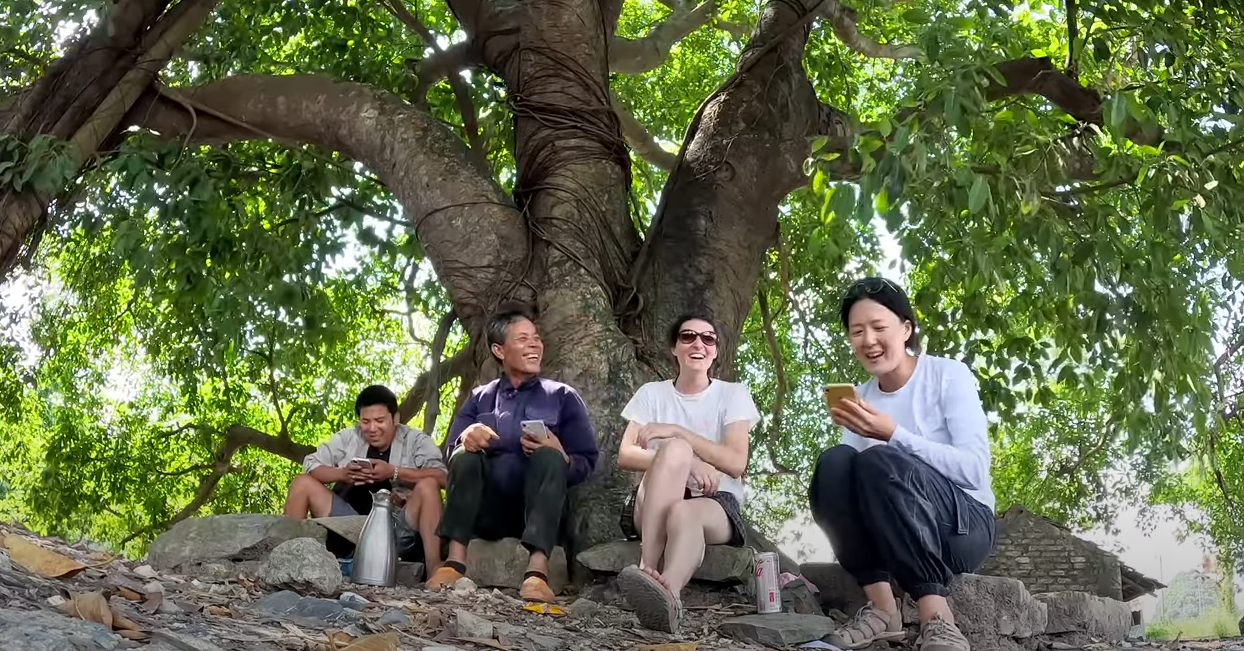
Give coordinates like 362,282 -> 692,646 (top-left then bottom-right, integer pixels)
619,485 -> 746,546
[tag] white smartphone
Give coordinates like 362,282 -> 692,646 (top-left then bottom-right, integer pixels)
521,420 -> 549,440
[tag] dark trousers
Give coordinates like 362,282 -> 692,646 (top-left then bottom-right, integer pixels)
809,444 -> 995,599
436,447 -> 567,556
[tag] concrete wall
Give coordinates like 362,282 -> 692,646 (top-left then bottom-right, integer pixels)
978,507 -> 1123,600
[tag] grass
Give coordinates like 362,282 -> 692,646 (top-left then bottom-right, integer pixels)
1146,607 -> 1241,640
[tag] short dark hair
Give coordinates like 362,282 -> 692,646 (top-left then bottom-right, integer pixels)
839,277 -> 922,353
487,301 -> 537,348
667,313 -> 718,347
355,385 -> 399,416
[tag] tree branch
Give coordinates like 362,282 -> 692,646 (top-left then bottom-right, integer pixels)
611,92 -> 677,170
125,74 -> 528,334
819,0 -> 921,59
611,0 -> 719,74
757,284 -> 795,475
422,309 -> 458,434
379,0 -> 488,171
1064,0 -> 1079,80
399,346 -> 475,424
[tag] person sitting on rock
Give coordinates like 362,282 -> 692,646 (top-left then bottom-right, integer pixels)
424,302 -> 599,603
809,277 -> 996,651
614,314 -> 760,633
285,384 -> 448,573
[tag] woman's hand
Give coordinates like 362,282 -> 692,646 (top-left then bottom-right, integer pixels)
637,422 -> 682,449
830,399 -> 897,441
689,458 -> 720,495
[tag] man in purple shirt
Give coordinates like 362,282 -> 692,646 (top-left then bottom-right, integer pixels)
425,302 -> 599,602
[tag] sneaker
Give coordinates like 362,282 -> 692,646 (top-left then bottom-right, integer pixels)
823,603 -> 905,649
519,576 -> 556,603
425,565 -> 465,591
918,615 -> 970,651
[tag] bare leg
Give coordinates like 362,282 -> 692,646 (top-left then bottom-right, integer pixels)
527,550 -> 549,575
657,498 -> 732,596
863,581 -> 900,615
634,439 -> 695,577
916,595 -> 954,625
283,474 -> 336,519
405,478 -> 444,570
446,541 -> 468,565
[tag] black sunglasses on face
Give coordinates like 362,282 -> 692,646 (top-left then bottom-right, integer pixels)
678,330 -> 718,347
844,277 -> 903,300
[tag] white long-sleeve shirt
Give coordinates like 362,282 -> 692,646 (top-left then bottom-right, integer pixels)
841,354 -> 996,510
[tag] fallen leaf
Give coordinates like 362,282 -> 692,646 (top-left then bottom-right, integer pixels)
141,592 -> 164,614
632,644 -> 698,651
117,630 -> 149,641
326,629 -> 356,649
112,612 -> 141,632
2,534 -> 85,578
521,604 -> 566,617
205,605 -> 232,617
57,591 -> 113,628
116,587 -> 143,601
174,600 -> 202,613
340,631 -> 400,651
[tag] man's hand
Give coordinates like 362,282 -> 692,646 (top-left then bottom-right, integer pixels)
830,399 -> 897,441
461,423 -> 500,452
637,422 -> 681,449
689,458 -> 720,495
347,459 -> 393,485
521,429 -> 570,464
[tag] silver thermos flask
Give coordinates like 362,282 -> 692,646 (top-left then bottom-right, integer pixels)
350,489 -> 397,587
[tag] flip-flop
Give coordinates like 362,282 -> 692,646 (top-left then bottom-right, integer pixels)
619,565 -> 681,633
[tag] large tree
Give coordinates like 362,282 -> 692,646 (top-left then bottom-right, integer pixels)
2,0 -> 1244,557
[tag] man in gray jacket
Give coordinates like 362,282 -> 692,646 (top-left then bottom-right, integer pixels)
284,385 -> 447,572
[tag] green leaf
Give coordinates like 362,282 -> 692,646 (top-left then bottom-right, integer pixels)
968,176 -> 990,214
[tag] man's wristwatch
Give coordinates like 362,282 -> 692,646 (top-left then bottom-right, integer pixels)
392,465 -> 401,483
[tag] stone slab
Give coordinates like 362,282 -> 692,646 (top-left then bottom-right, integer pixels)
949,574 -> 1047,643
257,537 -> 342,596
1035,591 -> 1131,640
577,540 -> 753,583
718,613 -> 837,648
147,515 -> 325,571
467,538 -> 567,594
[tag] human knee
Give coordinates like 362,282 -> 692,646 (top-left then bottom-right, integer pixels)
288,473 -> 325,496
448,448 -> 485,476
813,445 -> 857,480
853,445 -> 907,488
529,446 -> 567,471
653,437 -> 695,468
413,477 -> 442,500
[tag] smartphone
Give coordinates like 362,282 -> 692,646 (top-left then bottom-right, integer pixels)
348,458 -> 374,470
822,384 -> 858,410
521,420 -> 549,440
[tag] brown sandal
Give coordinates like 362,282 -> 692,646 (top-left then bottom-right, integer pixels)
824,603 -> 905,649
618,565 -> 683,633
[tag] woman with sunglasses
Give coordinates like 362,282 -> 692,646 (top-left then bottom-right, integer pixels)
810,277 -> 995,651
614,315 -> 761,632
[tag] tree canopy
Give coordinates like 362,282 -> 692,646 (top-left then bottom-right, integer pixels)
1,0 -> 1243,564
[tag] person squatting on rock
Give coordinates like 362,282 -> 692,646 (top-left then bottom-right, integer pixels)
284,385 -> 448,572
809,277 -> 996,651
425,302 -> 600,603
615,315 -> 761,633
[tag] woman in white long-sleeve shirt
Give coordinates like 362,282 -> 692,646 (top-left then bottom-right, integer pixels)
811,277 -> 996,651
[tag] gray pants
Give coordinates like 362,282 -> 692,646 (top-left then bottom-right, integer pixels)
329,493 -> 421,559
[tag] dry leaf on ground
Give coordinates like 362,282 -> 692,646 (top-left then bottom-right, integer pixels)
632,644 -> 698,651
116,586 -> 143,601
57,591 -> 113,628
2,534 -> 86,578
340,631 -> 400,651
522,604 -> 566,617
205,605 -> 232,617
457,637 -> 512,651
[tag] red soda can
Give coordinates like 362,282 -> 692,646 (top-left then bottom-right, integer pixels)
754,551 -> 781,614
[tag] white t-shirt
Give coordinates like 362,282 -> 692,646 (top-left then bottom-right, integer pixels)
621,379 -> 761,505
841,354 -> 995,510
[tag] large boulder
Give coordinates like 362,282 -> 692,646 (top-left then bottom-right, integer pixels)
949,574 -> 1047,645
1035,591 -> 1132,640
147,515 -> 326,572
800,562 -> 867,613
467,538 -> 568,594
0,607 -> 189,651
257,537 -> 343,596
577,541 -> 753,584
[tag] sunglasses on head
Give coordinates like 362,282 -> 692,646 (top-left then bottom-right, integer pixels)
678,330 -> 718,347
844,277 -> 903,300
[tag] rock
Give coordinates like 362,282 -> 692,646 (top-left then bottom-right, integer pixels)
948,574 -> 1047,641
156,599 -> 182,614
718,613 -> 838,648
378,608 -> 410,627
468,538 -> 567,593
252,589 -> 349,622
782,579 -> 822,615
0,607 -> 123,651
527,633 -> 563,650
144,580 -> 165,594
147,515 -> 326,572
452,576 -> 478,594
339,592 -> 369,610
257,537 -> 342,596
133,564 -> 160,578
799,563 -> 868,613
495,622 -> 527,637
455,610 -> 494,639
577,541 -> 753,584
1036,591 -> 1132,640
396,561 -> 424,586
0,550 -> 9,571
568,598 -> 600,619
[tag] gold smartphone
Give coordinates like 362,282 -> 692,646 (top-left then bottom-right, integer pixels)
822,384 -> 858,411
